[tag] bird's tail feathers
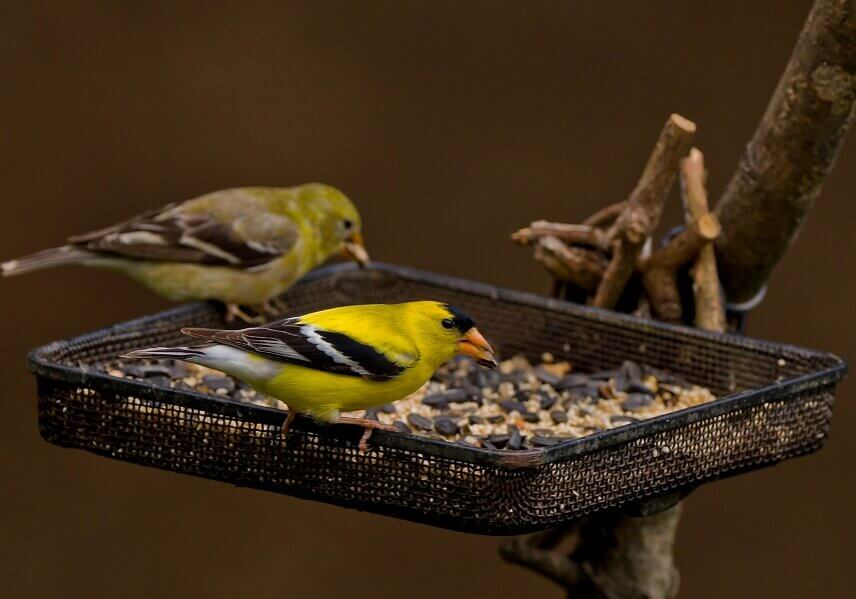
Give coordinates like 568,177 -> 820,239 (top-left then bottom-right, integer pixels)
2,245 -> 94,277
121,346 -> 209,361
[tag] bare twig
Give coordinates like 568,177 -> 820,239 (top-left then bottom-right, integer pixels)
593,114 -> 696,309
715,0 -> 856,302
583,201 -> 628,227
681,149 -> 727,331
640,214 -> 721,271
533,236 -> 608,293
512,221 -> 610,251
640,213 -> 720,322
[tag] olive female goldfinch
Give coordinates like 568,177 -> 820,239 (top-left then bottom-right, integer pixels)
1,184 -> 368,322
123,301 -> 498,450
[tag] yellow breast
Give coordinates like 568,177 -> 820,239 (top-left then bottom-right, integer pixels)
264,360 -> 435,421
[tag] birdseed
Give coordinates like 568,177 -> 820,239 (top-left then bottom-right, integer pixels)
104,354 -> 716,451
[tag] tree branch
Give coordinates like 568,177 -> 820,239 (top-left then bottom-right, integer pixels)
583,201 -> 627,227
533,236 -> 608,293
593,114 -> 696,309
512,220 -> 610,251
682,149 -> 727,331
715,0 -> 856,302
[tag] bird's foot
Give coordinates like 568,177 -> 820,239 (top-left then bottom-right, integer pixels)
261,297 -> 289,318
224,303 -> 266,324
279,410 -> 298,443
337,416 -> 397,453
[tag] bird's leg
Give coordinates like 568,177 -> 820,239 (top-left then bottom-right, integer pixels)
337,416 -> 398,453
224,303 -> 266,324
261,297 -> 289,318
280,409 -> 298,440
260,297 -> 289,319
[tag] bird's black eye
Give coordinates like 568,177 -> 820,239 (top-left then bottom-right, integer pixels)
441,318 -> 454,330
342,219 -> 354,230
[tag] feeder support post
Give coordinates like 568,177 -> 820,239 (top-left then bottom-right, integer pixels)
715,0 -> 856,303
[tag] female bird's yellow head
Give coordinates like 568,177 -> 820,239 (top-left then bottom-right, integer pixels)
404,301 -> 498,370
288,183 -> 368,266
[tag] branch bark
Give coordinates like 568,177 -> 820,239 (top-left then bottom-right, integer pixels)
500,506 -> 682,599
504,4 -> 855,595
682,149 -> 727,331
512,221 -> 610,251
593,114 -> 696,309
533,236 -> 608,293
715,0 -> 856,302
639,214 -> 720,322
583,201 -> 627,227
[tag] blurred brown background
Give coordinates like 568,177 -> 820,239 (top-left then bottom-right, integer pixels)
1,1 -> 853,597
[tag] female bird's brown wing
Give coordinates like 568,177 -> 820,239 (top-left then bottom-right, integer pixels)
67,204 -> 299,268
181,318 -> 409,381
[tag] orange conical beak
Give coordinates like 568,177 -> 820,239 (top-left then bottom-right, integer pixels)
342,231 -> 370,267
456,327 -> 498,369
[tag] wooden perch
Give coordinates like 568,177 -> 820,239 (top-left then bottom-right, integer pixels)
715,0 -> 856,303
593,114 -> 696,309
682,149 -> 727,331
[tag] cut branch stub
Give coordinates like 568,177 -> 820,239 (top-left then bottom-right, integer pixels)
715,0 -> 856,303
640,214 -> 721,272
681,148 -> 727,332
640,212 -> 721,322
593,114 -> 696,309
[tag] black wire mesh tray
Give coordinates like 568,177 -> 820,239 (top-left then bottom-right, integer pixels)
28,262 -> 846,535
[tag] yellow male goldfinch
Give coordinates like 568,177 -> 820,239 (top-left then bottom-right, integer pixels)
1,184 -> 368,322
123,301 -> 498,450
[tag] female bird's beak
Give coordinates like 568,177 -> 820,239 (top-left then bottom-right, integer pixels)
457,327 -> 498,369
343,232 -> 370,267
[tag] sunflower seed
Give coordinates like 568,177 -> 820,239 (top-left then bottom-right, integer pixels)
486,434 -> 510,448
557,374 -> 591,389
550,410 -> 568,424
626,381 -> 655,396
434,417 -> 459,436
499,399 -> 528,414
622,393 -> 652,410
539,393 -> 557,410
422,394 -> 450,409
589,368 -> 619,381
533,366 -> 560,386
407,413 -> 434,431
531,435 -> 560,447
507,425 -> 523,450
